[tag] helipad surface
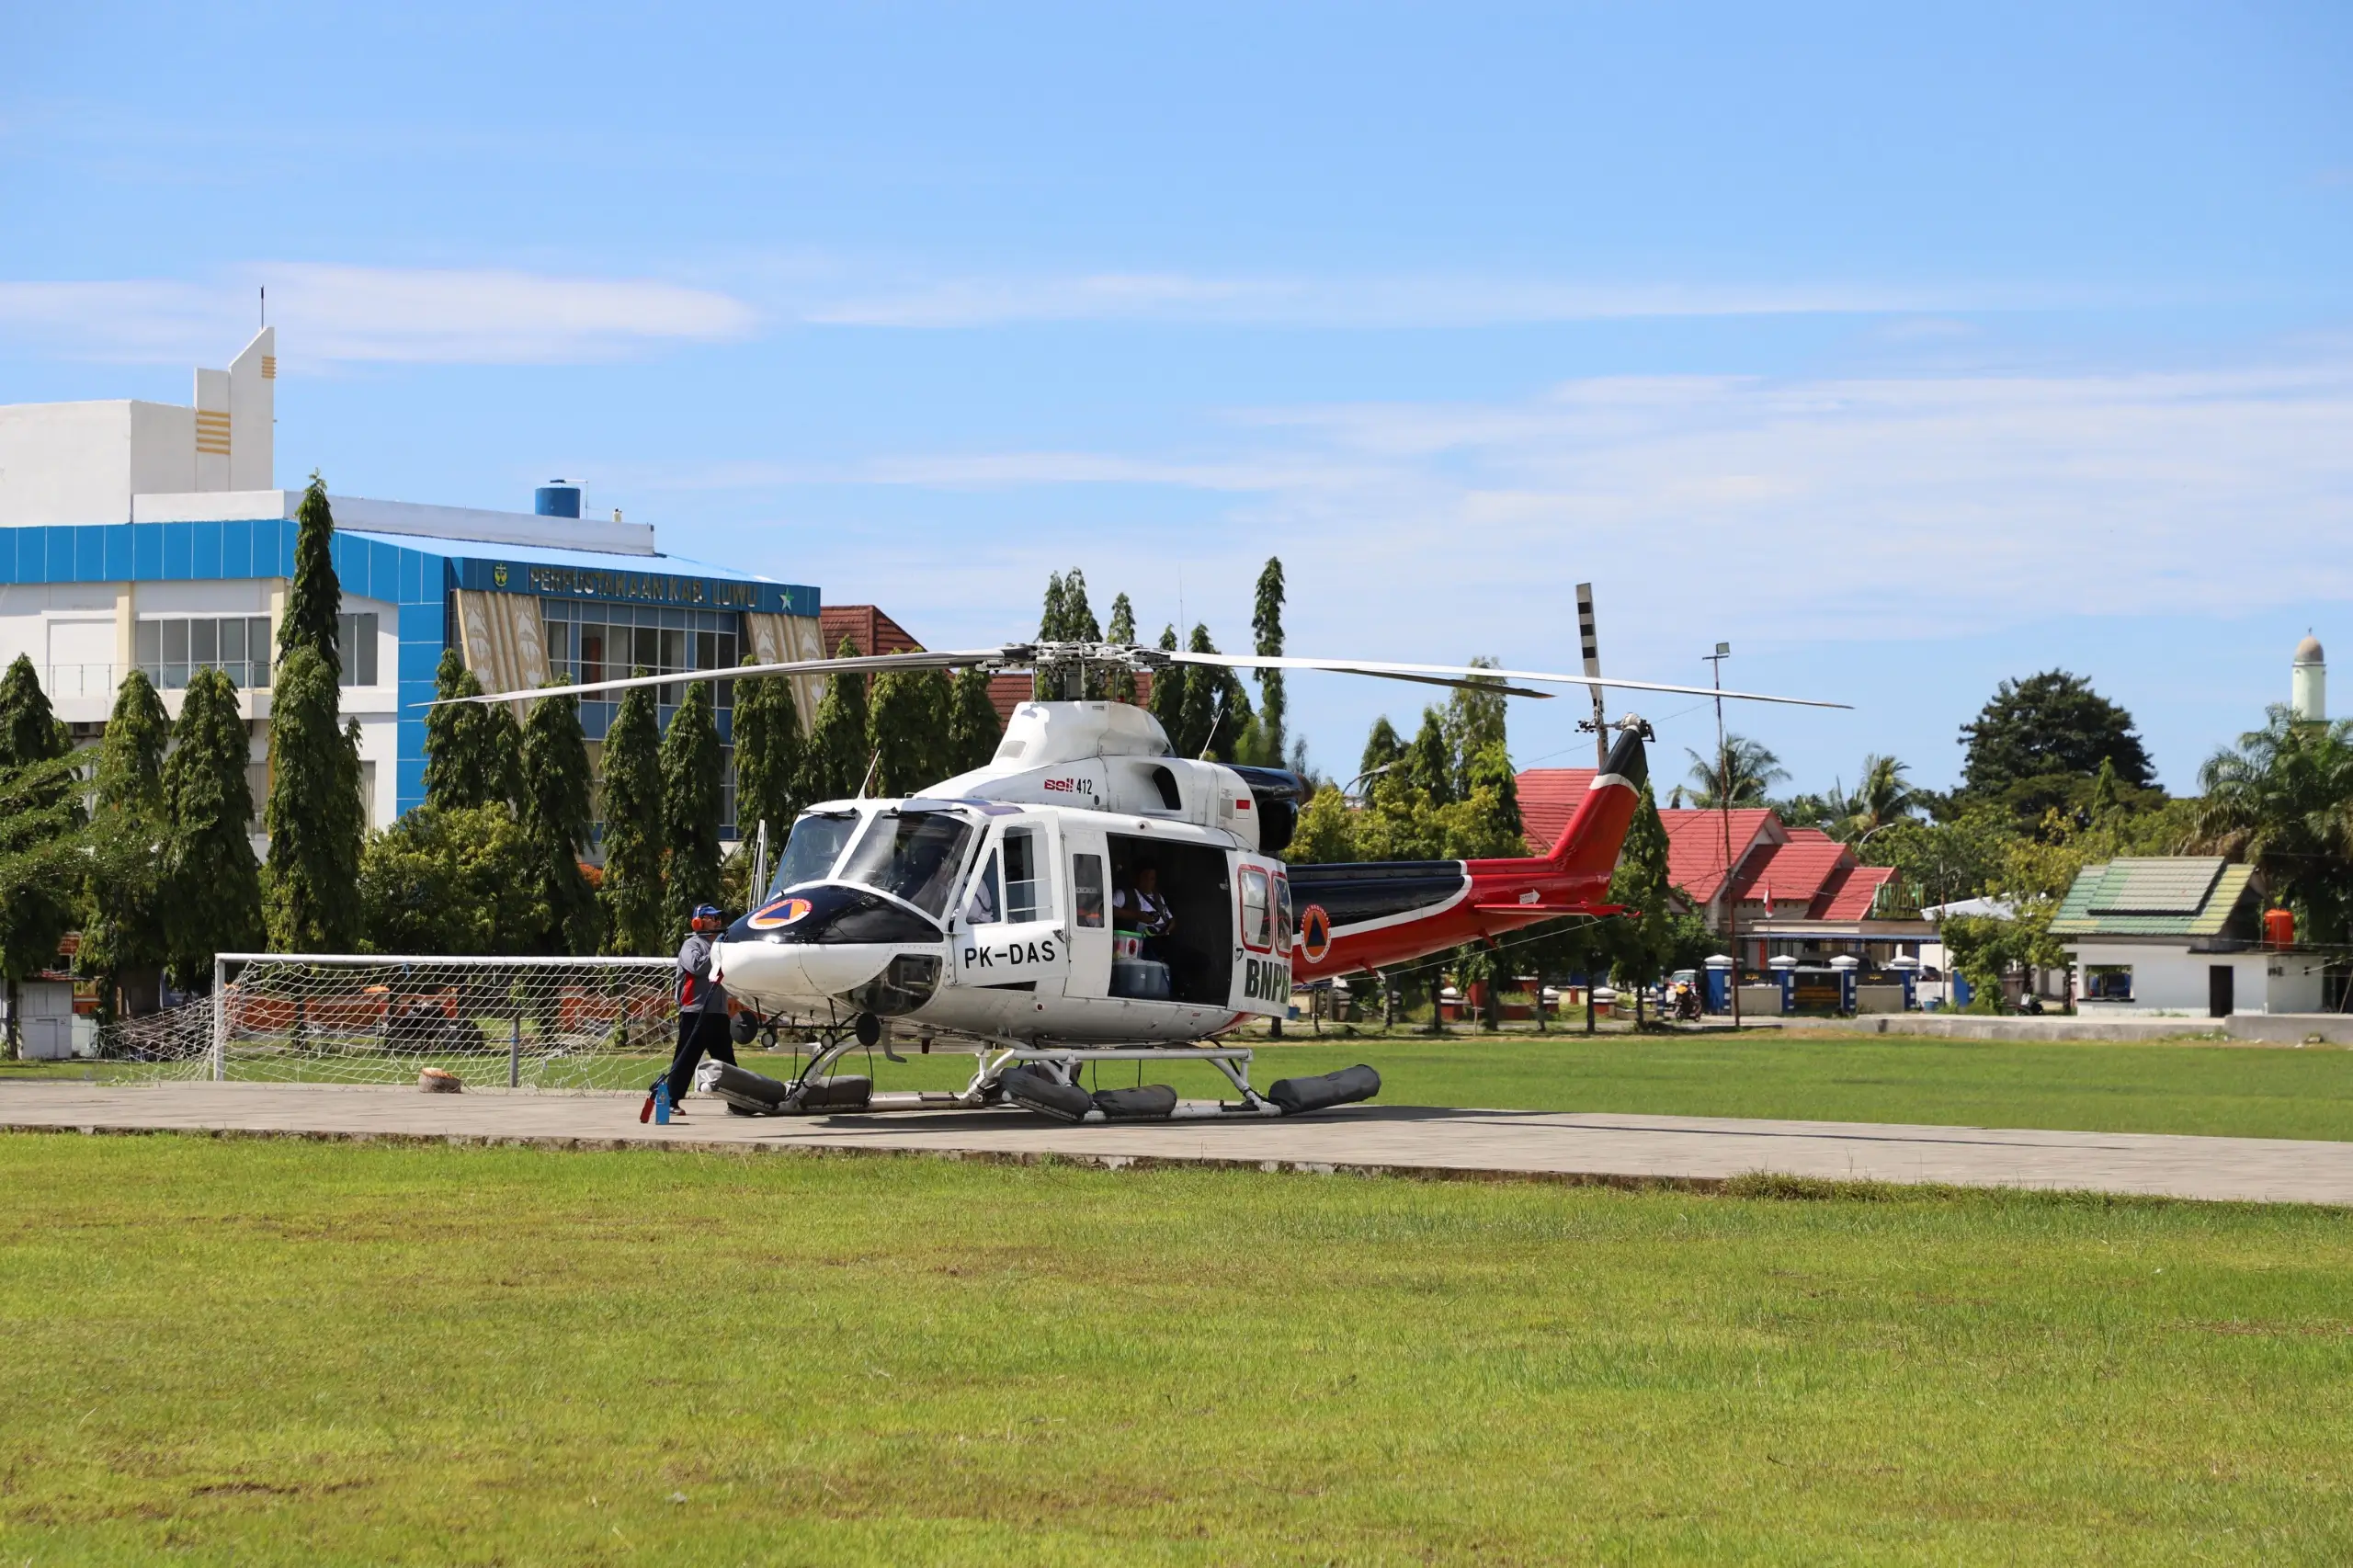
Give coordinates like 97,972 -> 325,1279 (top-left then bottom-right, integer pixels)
6,1081 -> 2351,1205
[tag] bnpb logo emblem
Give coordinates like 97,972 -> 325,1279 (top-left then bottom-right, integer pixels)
1298,903 -> 1333,964
748,896 -> 813,930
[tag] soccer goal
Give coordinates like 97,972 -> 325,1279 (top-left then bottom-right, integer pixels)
99,953 -> 682,1091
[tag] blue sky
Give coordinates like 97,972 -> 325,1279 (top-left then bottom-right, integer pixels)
5,2 -> 2349,794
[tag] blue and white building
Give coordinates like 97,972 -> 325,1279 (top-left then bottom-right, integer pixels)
0,332 -> 822,840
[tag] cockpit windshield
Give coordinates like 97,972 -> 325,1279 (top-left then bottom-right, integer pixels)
765,812 -> 859,901
835,810 -> 975,920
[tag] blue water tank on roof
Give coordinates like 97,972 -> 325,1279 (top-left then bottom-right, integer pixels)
534,482 -> 582,518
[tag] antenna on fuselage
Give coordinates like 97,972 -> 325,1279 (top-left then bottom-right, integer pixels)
857,749 -> 881,800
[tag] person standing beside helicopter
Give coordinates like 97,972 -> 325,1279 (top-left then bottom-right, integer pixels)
642,903 -> 737,1122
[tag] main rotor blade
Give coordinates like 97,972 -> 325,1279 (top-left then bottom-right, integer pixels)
1161,651 -> 1850,710
443,648 -> 1010,706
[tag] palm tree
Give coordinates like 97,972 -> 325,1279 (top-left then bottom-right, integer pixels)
2189,709 -> 2353,942
1682,734 -> 1788,810
1838,754 -> 1919,842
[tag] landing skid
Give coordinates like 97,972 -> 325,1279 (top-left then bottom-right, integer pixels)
702,1029 -> 1376,1123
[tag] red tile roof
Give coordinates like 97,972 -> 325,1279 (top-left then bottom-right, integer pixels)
1657,808 -> 1779,903
987,672 -> 1156,726
1516,768 -> 1597,853
1817,863 -> 1897,921
1731,831 -> 1851,914
818,606 -> 923,659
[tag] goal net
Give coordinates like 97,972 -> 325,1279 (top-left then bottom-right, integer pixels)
97,954 -> 684,1092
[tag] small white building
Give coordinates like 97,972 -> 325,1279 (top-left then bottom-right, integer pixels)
2054,858 -> 2328,1017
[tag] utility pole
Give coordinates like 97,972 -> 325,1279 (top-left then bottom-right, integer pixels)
1705,642 -> 1740,1027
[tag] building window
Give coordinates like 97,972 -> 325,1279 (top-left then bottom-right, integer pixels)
2084,964 -> 2134,1002
337,612 -> 380,687
136,615 -> 272,690
542,603 -> 742,710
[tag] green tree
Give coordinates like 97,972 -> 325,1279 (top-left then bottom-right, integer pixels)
1858,807 -> 2013,910
1251,557 -> 1287,767
1149,625 -> 1188,744
661,681 -> 725,928
868,667 -> 949,795
359,802 -> 550,956
422,650 -> 522,811
0,657 -> 81,1052
1441,742 -> 1527,858
1600,783 -> 1679,1006
520,690 -> 600,954
264,648 -> 364,950
2189,708 -> 2353,942
161,667 -> 265,987
1174,624 -> 1252,761
1405,710 -> 1454,805
1677,733 -> 1787,809
598,679 -> 666,954
945,664 -> 1004,774
1959,670 -> 2157,824
1289,784 -> 1359,865
278,472 -> 342,677
1442,664 -> 1508,798
81,670 -> 173,1019
1358,717 -> 1405,789
1104,593 -> 1139,704
732,669 -> 806,849
804,638 -> 873,800
1038,572 -> 1070,641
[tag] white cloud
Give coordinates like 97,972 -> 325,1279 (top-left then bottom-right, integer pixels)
0,266 -> 757,365
801,272 -> 1968,329
680,357 -> 2353,665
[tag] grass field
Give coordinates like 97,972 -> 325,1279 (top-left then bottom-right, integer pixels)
2,1133 -> 2350,1564
13,1026 -> 2353,1142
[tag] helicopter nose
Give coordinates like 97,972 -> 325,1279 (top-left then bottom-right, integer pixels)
713,938 -> 892,1006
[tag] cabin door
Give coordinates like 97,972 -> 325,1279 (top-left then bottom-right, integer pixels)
1063,826 -> 1113,999
1226,858 -> 1293,1017
951,819 -> 1071,992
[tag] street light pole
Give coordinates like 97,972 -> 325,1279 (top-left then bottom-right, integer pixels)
1705,642 -> 1740,1027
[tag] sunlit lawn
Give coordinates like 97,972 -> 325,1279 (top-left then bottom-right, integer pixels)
1,1134 -> 2347,1565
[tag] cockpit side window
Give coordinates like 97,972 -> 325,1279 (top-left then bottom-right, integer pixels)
1274,874 -> 1293,954
962,849 -> 1001,926
766,812 -> 858,900
1240,866 -> 1273,952
837,810 -> 976,920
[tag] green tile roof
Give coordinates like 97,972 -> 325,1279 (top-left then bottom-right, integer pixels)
2051,858 -> 2256,937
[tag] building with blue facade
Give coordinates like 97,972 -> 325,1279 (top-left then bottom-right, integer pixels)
0,336 -> 821,842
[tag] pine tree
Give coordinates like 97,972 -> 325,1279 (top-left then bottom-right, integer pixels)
520,690 -> 600,954
731,670 -> 805,854
423,649 -> 522,811
82,670 -> 173,1018
945,664 -> 1004,774
868,667 -> 948,795
1149,624 -> 1188,745
661,681 -> 725,928
1039,572 -> 1069,641
1359,716 -> 1405,786
1406,709 -> 1455,804
1104,593 -> 1138,704
265,648 -> 363,950
278,472 -> 342,678
0,657 -> 80,1052
1443,664 -> 1508,799
1061,569 -> 1102,641
1604,783 -> 1679,996
804,638 -> 872,800
161,667 -> 264,989
1252,557 -> 1287,767
598,679 -> 666,954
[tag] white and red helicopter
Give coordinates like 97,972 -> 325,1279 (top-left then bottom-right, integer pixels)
473,639 -> 1839,1123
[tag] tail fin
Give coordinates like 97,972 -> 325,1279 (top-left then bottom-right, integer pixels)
1546,728 -> 1648,880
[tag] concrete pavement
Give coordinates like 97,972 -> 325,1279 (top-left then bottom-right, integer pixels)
5,1081 -> 2351,1205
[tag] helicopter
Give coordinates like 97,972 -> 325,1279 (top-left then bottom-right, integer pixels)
462,638 -> 1841,1124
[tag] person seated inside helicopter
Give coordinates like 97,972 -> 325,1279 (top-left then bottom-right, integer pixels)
1113,863 -> 1176,956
